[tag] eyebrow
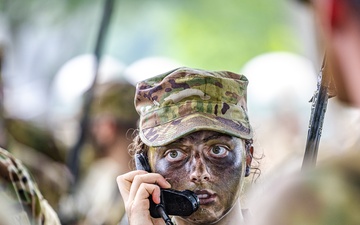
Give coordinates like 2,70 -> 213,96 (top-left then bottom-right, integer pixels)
202,133 -> 232,142
168,137 -> 189,145
165,133 -> 232,147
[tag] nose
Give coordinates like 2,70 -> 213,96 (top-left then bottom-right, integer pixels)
189,157 -> 210,183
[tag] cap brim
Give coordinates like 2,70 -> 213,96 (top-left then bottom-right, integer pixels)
140,113 -> 252,147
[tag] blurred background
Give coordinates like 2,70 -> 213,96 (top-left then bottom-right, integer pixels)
1,0 -> 360,224
0,0 -> 314,126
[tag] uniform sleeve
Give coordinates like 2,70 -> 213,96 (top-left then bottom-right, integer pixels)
0,147 -> 61,225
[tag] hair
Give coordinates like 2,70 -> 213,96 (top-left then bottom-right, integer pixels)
128,130 -> 146,154
127,129 -> 262,182
126,129 -> 146,169
245,139 -> 263,183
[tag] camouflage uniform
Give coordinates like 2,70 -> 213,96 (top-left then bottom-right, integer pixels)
250,150 -> 360,225
0,147 -> 61,225
135,67 -> 253,147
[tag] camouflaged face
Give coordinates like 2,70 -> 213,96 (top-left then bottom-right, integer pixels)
135,67 -> 253,147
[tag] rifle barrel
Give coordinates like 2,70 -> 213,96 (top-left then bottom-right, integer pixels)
302,55 -> 333,170
302,81 -> 329,170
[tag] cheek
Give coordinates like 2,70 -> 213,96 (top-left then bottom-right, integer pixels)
211,147 -> 244,174
215,151 -> 245,205
211,153 -> 244,185
154,159 -> 188,185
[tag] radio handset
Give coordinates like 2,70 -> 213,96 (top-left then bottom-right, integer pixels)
134,152 -> 152,172
134,152 -> 199,221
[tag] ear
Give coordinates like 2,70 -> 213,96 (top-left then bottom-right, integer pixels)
245,140 -> 254,177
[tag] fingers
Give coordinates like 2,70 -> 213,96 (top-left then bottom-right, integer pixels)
132,176 -> 169,205
116,170 -> 172,224
117,170 -> 147,203
129,173 -> 171,204
117,170 -> 171,204
133,182 -> 162,205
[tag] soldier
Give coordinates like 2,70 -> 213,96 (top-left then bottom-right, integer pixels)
116,67 -> 257,225
59,80 -> 139,225
248,0 -> 360,224
0,147 -> 61,225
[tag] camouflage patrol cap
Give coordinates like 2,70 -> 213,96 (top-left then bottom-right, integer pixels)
135,67 -> 253,147
91,81 -> 138,127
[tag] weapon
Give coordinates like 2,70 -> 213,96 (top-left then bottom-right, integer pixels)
66,0 -> 116,189
302,55 -> 336,170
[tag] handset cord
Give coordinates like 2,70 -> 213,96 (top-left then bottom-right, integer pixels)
156,204 -> 174,225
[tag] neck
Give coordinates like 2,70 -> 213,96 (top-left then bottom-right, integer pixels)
173,201 -> 245,225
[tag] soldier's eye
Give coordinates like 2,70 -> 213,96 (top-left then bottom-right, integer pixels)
209,145 -> 229,158
165,150 -> 186,162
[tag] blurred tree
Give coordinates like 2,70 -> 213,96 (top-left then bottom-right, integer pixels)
169,0 -> 298,70
106,0 -> 299,71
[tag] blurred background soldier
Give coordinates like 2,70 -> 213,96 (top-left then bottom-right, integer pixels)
0,41 -> 70,216
4,118 -> 71,211
248,0 -> 360,224
59,80 -> 139,225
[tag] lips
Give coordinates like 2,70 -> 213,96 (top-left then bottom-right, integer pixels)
195,190 -> 216,205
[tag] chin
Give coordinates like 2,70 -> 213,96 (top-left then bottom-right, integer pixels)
178,216 -> 219,225
179,205 -> 226,224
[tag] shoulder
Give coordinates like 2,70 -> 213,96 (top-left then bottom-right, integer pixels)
0,147 -> 61,225
249,151 -> 360,225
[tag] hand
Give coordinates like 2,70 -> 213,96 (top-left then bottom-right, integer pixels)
117,170 -> 172,225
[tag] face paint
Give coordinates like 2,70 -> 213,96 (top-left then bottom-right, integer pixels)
148,130 -> 247,224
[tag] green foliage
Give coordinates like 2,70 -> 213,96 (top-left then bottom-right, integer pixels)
2,0 -> 301,77
106,0 -> 300,71
164,0 -> 298,71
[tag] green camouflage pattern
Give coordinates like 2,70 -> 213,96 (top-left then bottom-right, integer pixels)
250,150 -> 360,225
135,67 -> 253,146
90,81 -> 138,127
0,147 -> 61,225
